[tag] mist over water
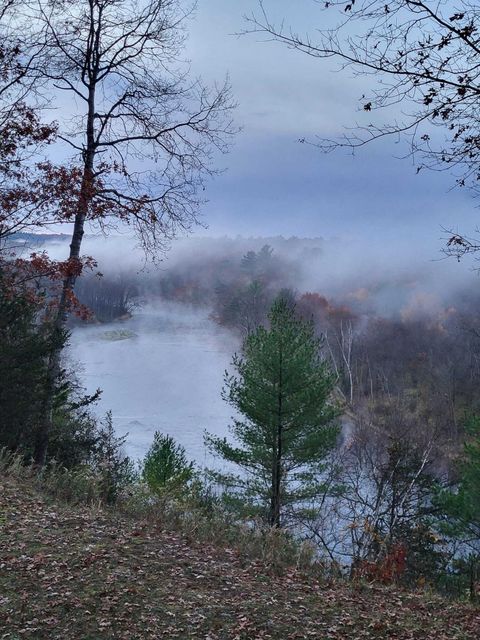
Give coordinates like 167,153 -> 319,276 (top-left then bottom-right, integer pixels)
56,230 -> 480,467
69,302 -> 238,465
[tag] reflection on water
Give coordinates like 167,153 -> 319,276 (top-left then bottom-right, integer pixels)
69,303 -> 238,465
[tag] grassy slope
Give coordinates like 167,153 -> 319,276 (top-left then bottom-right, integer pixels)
0,476 -> 479,640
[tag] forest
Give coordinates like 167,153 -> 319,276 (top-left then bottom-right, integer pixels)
5,231 -> 480,598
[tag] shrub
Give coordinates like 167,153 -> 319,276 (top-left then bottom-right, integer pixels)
91,412 -> 137,504
142,432 -> 194,494
48,388 -> 100,468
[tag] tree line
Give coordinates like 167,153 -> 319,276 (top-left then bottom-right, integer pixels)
203,294 -> 480,598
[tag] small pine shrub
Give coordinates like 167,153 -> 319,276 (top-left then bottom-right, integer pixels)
142,432 -> 194,495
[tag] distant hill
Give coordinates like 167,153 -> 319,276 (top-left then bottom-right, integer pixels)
8,232 -> 73,247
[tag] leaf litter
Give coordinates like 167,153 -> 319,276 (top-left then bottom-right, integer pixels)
0,477 -> 479,639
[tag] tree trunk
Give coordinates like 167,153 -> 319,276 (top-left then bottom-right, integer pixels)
270,345 -> 283,527
34,82 -> 97,465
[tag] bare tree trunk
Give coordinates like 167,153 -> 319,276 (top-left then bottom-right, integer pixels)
34,85 -> 96,465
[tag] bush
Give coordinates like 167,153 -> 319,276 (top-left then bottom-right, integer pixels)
90,412 -> 137,504
142,432 -> 195,494
40,463 -> 104,506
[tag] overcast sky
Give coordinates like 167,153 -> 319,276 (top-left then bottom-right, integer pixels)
175,0 -> 480,264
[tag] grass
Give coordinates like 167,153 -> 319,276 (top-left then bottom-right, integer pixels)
1,474 -> 480,639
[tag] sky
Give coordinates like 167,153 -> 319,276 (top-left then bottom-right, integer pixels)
176,0 -> 480,262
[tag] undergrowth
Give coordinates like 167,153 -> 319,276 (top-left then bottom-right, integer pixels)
0,448 -> 318,575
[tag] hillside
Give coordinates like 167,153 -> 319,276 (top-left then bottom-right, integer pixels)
0,477 -> 479,639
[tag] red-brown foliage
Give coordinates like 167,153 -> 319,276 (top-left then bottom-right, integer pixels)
355,543 -> 408,585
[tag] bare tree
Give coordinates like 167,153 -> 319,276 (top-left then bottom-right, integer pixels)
325,320 -> 355,405
75,270 -> 139,322
246,2 -> 480,202
337,413 -> 438,572
2,0 -> 236,463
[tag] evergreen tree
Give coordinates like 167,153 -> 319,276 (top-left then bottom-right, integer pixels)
0,273 -> 102,466
436,415 -> 480,542
143,432 -> 194,493
434,415 -> 480,599
0,279 -> 53,455
206,297 -> 339,528
91,412 -> 136,504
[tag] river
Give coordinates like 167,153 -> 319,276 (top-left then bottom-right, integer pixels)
69,303 -> 237,466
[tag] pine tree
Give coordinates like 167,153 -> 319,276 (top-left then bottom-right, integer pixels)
206,297 -> 339,528
0,279 -> 53,455
143,432 -> 194,494
437,415 -> 480,542
435,415 -> 480,599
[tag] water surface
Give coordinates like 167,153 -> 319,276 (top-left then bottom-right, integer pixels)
69,303 -> 237,466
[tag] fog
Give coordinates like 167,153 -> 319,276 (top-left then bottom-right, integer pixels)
41,230 -> 480,464
72,231 -> 480,314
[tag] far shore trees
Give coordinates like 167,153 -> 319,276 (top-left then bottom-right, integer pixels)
206,297 -> 339,528
1,0 -> 236,464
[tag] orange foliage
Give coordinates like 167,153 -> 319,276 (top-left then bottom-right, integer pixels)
355,544 -> 407,584
297,292 -> 357,328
